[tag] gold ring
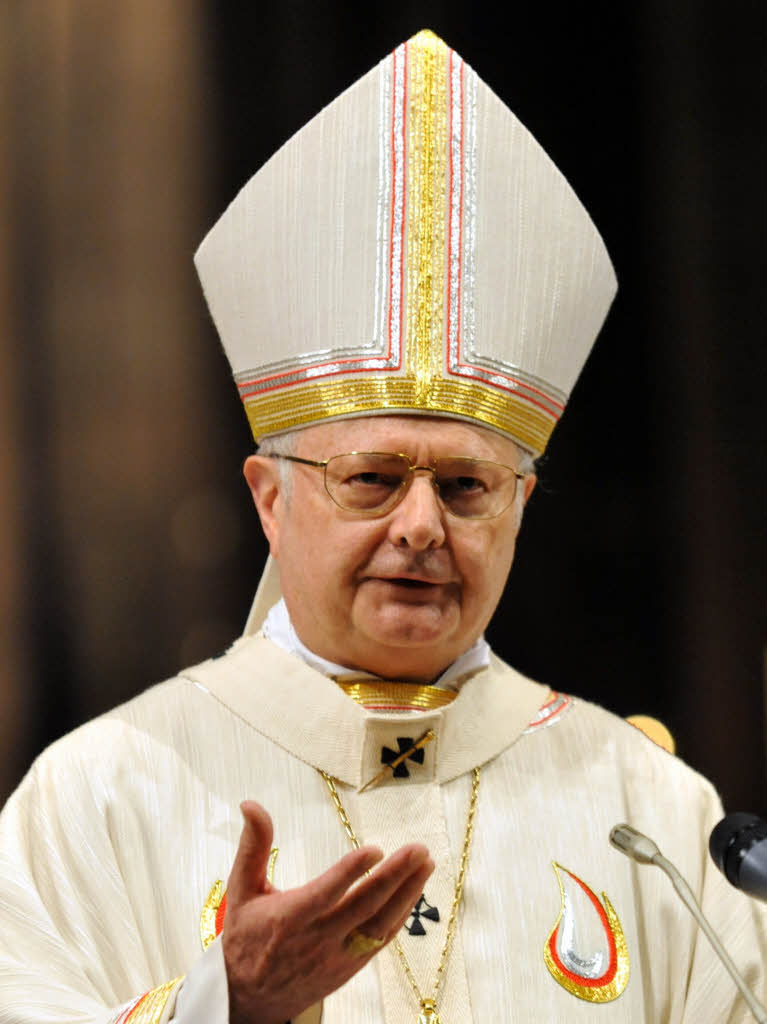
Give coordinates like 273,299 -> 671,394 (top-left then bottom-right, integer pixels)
345,928 -> 386,956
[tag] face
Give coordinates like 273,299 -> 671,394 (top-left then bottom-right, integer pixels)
244,416 -> 536,682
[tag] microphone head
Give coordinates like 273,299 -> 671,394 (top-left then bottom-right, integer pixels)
710,813 -> 767,889
610,824 -> 661,864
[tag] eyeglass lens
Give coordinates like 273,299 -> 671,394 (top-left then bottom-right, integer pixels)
324,453 -> 517,518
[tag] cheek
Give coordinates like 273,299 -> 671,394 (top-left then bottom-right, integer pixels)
456,526 -> 517,597
311,525 -> 375,594
453,524 -> 494,567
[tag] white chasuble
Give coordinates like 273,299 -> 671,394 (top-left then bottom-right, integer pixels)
1,634 -> 766,1022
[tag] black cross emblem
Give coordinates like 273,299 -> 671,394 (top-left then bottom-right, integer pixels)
380,737 -> 426,778
405,894 -> 440,936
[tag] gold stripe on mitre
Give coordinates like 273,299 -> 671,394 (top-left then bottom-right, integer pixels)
405,30 -> 448,399
244,375 -> 557,454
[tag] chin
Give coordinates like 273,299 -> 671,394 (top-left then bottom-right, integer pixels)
367,599 -> 459,639
354,616 -> 465,676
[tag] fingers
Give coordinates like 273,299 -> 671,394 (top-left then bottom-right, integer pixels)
223,833 -> 437,1024
290,844 -> 385,917
358,854 -> 434,941
332,843 -> 433,938
227,801 -> 275,905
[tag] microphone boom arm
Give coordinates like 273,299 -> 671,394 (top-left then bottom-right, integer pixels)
610,824 -> 767,1024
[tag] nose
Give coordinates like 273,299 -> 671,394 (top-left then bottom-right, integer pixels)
386,470 -> 446,550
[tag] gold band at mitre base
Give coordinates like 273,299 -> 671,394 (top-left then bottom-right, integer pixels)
194,29 -> 617,457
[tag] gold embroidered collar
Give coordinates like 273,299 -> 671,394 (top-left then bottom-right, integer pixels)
335,680 -> 457,712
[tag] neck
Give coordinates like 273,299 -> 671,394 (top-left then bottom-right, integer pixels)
261,598 -> 490,686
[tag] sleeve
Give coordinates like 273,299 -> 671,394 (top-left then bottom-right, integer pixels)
0,750 -> 190,1024
170,940 -> 229,1024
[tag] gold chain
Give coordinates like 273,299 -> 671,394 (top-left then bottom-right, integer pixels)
319,766 -> 480,1017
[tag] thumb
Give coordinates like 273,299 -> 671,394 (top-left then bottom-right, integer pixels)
227,800 -> 274,906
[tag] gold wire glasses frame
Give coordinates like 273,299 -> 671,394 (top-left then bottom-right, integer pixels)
265,451 -> 526,519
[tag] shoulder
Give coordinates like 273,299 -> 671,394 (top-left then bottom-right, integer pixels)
489,653 -> 721,804
13,634 -> 286,782
4,639 -> 261,808
564,691 -> 720,803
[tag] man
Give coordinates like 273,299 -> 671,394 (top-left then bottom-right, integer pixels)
1,28 -> 765,1024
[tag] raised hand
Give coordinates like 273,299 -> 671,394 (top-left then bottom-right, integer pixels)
223,800 -> 434,1024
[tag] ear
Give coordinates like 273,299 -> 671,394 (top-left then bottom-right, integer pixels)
243,455 -> 284,557
521,473 -> 537,506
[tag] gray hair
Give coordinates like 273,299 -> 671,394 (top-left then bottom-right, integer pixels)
513,447 -> 536,527
256,431 -> 298,500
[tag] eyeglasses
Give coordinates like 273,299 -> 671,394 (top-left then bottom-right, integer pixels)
265,451 -> 526,519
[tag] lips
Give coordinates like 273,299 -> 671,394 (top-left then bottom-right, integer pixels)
361,557 -> 458,588
387,577 -> 438,588
373,574 -> 454,588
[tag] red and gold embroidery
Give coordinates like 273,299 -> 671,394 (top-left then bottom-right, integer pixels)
543,862 -> 629,1003
200,879 -> 227,951
200,849 -> 279,951
109,978 -> 184,1024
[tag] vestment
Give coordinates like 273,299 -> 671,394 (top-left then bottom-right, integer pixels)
1,631 -> 765,1022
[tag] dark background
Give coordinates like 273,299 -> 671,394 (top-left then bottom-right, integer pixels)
1,2 -> 765,814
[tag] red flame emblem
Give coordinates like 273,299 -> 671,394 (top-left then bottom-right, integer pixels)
544,862 -> 629,1003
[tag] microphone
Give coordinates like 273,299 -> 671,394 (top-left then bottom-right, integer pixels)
710,813 -> 767,903
610,823 -> 767,1023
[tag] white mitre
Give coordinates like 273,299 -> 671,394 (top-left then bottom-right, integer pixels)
195,29 -> 617,458
194,29 -> 617,634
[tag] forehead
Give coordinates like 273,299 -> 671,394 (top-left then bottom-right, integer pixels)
293,415 -> 523,464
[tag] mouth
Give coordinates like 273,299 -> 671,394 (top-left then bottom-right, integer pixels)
374,575 -> 451,590
387,577 -> 437,589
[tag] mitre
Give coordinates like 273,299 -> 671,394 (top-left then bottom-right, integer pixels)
195,29 -> 616,459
